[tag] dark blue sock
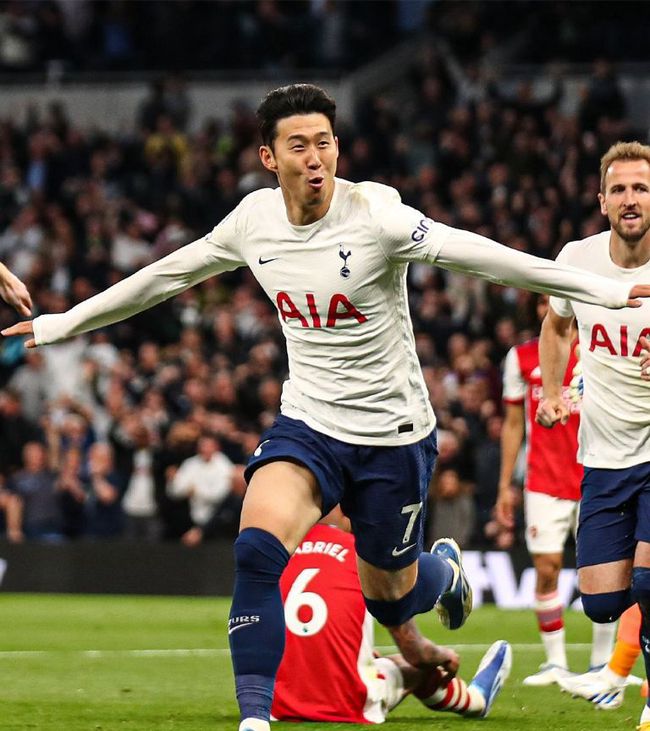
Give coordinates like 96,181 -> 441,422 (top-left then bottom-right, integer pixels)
229,528 -> 290,721
364,552 -> 454,626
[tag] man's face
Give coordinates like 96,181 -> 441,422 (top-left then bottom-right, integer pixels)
259,113 -> 338,213
599,159 -> 650,243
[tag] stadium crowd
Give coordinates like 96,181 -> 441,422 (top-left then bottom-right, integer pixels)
0,4 -> 641,547
1,1 -> 650,76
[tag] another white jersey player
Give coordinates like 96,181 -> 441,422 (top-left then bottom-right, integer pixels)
5,87 -> 650,731
536,141 -> 650,731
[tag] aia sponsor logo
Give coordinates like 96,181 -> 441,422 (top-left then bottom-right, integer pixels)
276,292 -> 368,328
589,324 -> 650,356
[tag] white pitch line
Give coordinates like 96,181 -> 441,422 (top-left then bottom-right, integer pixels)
0,643 -> 592,659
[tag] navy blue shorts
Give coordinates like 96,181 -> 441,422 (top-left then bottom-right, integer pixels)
244,414 -> 438,570
577,461 -> 650,568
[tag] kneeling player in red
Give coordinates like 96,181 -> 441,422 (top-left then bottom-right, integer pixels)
271,510 -> 511,723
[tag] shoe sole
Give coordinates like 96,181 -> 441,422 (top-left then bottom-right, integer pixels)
431,538 -> 473,629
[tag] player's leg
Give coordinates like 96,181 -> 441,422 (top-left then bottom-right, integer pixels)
414,640 -> 512,718
349,432 -> 471,661
231,415 -> 346,731
632,469 -> 650,730
523,551 -> 569,684
522,491 -> 576,685
558,603 -> 642,709
577,466 -> 636,625
634,543 -> 650,729
231,461 -> 321,731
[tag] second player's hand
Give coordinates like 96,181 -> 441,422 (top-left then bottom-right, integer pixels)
1,319 -> 36,348
535,396 -> 568,428
627,284 -> 650,307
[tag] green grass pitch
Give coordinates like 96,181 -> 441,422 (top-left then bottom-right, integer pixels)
0,594 -> 645,730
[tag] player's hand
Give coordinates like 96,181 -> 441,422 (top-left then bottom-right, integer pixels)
432,646 -> 459,681
639,335 -> 650,381
627,284 -> 650,307
1,319 -> 36,348
0,270 -> 32,316
495,487 -> 515,529
535,396 -> 568,428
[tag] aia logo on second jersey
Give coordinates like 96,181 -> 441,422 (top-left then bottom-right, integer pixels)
589,324 -> 650,356
276,292 -> 368,328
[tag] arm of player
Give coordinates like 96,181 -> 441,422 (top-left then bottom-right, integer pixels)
388,620 -> 459,679
0,263 -> 32,316
1,234 -> 241,348
536,307 -> 574,428
496,402 -> 525,529
434,228 -> 650,309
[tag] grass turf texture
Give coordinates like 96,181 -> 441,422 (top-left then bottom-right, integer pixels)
0,595 -> 645,730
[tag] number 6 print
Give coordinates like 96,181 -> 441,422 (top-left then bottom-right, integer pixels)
284,568 -> 328,637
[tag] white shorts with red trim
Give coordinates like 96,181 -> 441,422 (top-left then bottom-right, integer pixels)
524,490 -> 579,554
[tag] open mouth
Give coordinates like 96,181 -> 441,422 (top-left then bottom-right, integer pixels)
308,176 -> 324,190
621,211 -> 640,221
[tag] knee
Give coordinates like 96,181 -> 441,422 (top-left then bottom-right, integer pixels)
534,555 -> 561,591
631,567 -> 650,613
234,527 -> 290,576
582,589 -> 631,624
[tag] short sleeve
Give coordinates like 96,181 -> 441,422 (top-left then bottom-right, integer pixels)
502,347 -> 526,403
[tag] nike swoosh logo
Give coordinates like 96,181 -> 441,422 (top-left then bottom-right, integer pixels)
258,256 -> 279,265
391,543 -> 416,557
228,623 -> 255,635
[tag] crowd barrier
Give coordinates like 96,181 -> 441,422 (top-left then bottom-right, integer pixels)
0,541 -> 582,608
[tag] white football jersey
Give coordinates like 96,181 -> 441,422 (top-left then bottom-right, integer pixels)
550,231 -> 650,468
34,180 -> 632,446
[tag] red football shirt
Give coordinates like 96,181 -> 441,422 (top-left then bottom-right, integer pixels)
502,338 -> 582,500
272,524 -> 380,723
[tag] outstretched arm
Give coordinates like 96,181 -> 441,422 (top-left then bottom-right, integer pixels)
535,307 -> 575,428
434,228 -> 650,309
0,263 -> 32,316
2,234 -> 242,347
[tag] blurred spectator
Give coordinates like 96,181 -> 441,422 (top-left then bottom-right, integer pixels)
55,446 -> 86,538
578,59 -> 626,133
167,434 -> 242,543
84,441 -> 124,538
0,388 -> 41,476
428,467 -> 475,548
473,414 -> 504,544
7,350 -> 48,422
7,441 -> 60,541
111,412 -> 159,541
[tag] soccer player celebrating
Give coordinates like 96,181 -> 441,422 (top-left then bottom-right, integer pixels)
4,87 -> 650,731
537,141 -> 650,730
498,296 -> 616,685
273,508 -> 511,723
